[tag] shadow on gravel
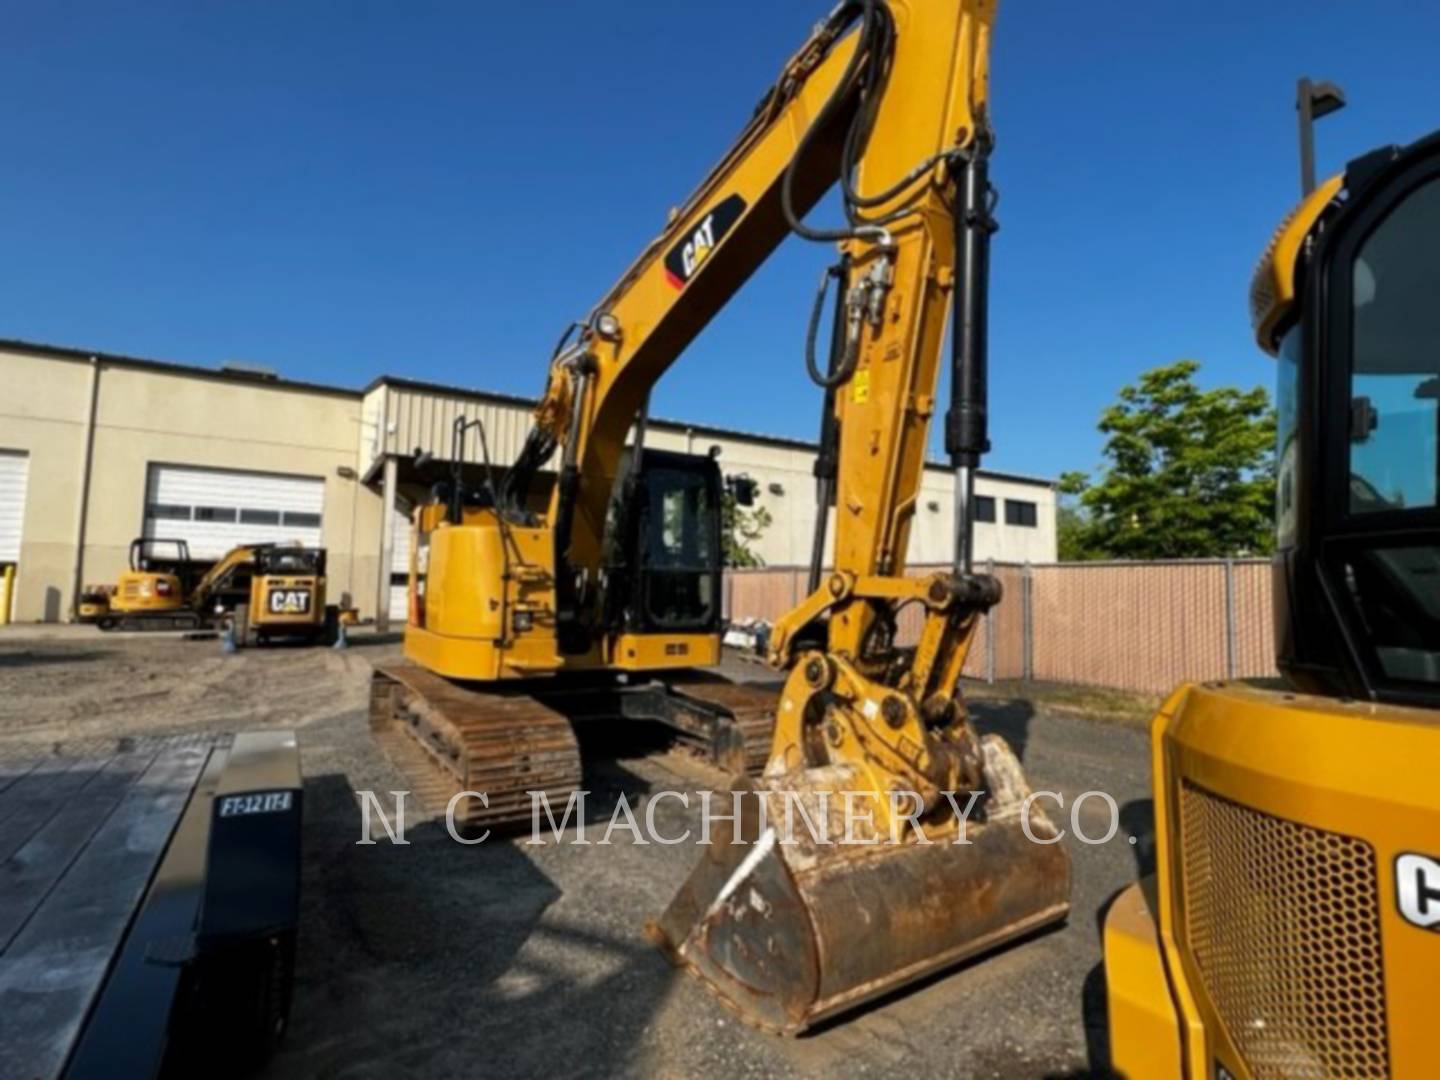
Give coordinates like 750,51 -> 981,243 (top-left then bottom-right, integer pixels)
341,632 -> 405,648
277,770 -> 679,1078
0,650 -> 106,669
1077,956 -> 1115,1077
1119,798 -> 1156,878
1054,990 -> 1117,1080
968,696 -> 1037,761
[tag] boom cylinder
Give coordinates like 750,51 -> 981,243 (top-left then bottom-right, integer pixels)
552,362 -> 594,652
808,258 -> 850,594
946,142 -> 995,576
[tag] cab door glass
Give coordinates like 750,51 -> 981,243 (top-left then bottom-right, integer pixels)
643,468 -> 718,630
646,471 -> 717,567
1349,177 -> 1440,514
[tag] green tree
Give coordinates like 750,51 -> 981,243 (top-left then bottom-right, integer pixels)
1061,360 -> 1276,560
1056,489 -> 1100,562
721,490 -> 773,568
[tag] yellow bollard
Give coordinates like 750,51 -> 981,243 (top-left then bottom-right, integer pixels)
0,565 -> 13,626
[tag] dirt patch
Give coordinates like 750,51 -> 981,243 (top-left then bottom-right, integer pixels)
0,628 -> 378,756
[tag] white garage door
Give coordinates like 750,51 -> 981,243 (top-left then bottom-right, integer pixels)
389,502 -> 413,622
144,465 -> 324,560
0,450 -> 29,563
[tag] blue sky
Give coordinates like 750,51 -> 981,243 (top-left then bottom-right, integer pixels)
3,2 -> 1438,479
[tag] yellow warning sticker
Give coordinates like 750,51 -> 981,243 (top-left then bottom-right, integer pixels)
852,368 -> 870,404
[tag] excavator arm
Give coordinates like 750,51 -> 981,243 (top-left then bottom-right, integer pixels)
188,544 -> 262,611
510,0 -> 994,662
508,0 -> 1010,820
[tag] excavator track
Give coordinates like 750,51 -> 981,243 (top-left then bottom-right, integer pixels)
658,676 -> 780,776
370,662 -> 582,833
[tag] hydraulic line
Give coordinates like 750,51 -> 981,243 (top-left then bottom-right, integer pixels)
779,0 -> 895,246
804,261 -> 859,389
808,256 -> 850,592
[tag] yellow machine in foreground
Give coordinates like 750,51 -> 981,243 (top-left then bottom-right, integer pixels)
1105,101 -> 1440,1076
98,539 -> 337,644
373,0 -> 1070,1035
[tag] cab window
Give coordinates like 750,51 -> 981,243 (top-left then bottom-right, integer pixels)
1333,170 -> 1440,689
642,466 -> 719,631
1275,328 -> 1301,545
1348,176 -> 1440,514
646,469 -> 716,568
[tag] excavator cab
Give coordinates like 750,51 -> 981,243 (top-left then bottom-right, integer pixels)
601,448 -> 724,640
109,538 -> 194,616
129,537 -> 195,577
1104,121 -> 1440,1077
1271,139 -> 1440,705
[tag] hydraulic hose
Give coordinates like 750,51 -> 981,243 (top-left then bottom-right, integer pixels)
804,262 -> 858,389
780,0 -> 894,246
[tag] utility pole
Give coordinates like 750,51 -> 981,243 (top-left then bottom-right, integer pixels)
1297,77 -> 1346,196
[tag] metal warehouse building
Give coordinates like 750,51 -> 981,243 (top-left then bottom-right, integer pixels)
0,338 -> 1057,627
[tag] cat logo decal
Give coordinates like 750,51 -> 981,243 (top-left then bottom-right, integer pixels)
664,194 -> 747,290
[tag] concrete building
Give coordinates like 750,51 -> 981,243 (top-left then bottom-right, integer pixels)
0,338 -> 1057,625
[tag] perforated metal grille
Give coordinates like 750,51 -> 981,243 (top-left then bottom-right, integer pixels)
1179,783 -> 1389,1079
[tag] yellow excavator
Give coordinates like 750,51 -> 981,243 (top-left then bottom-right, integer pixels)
99,538 -> 248,631
1104,85 -> 1440,1076
98,538 -> 337,644
372,0 -> 1069,1035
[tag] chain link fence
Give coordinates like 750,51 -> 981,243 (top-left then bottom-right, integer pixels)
724,559 -> 1276,697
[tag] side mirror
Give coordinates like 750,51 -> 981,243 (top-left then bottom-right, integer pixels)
1350,396 -> 1378,444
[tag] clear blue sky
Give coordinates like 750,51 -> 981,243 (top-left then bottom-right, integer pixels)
3,2 -> 1437,479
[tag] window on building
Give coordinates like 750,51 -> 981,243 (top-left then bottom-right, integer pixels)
240,509 -> 282,526
146,503 -> 191,520
1005,499 -> 1038,528
974,496 -> 996,523
283,511 -> 322,529
194,506 -> 237,523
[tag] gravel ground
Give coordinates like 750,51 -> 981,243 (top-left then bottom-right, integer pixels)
0,626 -> 1154,1078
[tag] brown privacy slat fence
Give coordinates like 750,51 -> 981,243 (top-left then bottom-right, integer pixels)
724,559 -> 1277,698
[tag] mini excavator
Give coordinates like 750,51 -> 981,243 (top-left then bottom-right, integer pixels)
371,0 -> 1072,1034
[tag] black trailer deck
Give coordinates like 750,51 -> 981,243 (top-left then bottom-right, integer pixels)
0,731 -> 303,1079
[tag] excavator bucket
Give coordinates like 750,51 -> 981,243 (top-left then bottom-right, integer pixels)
649,735 -> 1070,1034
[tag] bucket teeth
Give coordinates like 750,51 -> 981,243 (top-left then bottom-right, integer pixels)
652,736 -> 1071,1034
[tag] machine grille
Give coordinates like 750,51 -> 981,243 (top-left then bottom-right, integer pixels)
1179,783 -> 1389,1079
